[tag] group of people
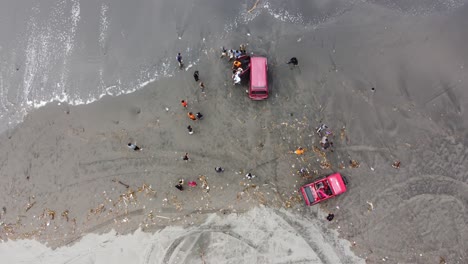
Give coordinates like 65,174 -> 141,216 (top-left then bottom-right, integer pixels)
174,52 -> 233,191
127,50 -> 304,195
316,124 -> 333,151
221,44 -> 247,60
221,45 -> 248,85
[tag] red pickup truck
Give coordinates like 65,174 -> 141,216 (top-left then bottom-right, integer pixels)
300,173 -> 348,206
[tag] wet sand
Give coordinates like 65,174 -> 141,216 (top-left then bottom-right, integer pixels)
0,1 -> 468,263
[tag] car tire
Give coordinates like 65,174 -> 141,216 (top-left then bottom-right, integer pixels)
342,175 -> 349,186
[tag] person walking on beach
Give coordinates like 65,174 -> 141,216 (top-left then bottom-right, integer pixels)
187,125 -> 194,134
182,153 -> 190,161
287,57 -> 298,66
193,71 -> 200,82
181,100 -> 188,108
196,112 -> 203,120
188,112 -> 196,120
215,167 -> 224,173
176,53 -> 183,68
127,143 -> 141,151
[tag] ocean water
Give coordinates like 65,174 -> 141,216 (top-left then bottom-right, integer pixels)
0,0 -> 466,133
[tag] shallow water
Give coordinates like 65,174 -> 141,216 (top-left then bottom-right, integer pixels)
1,0 -> 466,132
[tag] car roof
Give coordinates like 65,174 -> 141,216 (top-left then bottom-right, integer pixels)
250,57 -> 267,90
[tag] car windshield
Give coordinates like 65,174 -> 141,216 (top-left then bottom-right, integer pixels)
252,90 -> 267,94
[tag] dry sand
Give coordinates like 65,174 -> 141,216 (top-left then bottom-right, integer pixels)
1,1 -> 468,263
0,207 -> 364,264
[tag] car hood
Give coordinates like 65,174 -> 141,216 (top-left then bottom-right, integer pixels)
327,173 -> 347,195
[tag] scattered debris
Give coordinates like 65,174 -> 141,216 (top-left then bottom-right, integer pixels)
439,256 -> 446,264
112,179 -> 130,189
349,160 -> 360,168
90,204 -> 105,215
247,0 -> 260,13
61,210 -> 69,222
366,201 -> 374,211
340,127 -> 349,142
43,209 -> 56,220
392,161 -> 401,169
25,198 -> 36,212
199,175 -> 210,192
137,183 -> 156,195
320,160 -> 332,169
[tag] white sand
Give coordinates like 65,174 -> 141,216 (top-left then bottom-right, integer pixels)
0,207 -> 363,264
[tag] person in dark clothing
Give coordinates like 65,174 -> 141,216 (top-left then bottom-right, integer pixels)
215,167 -> 224,173
287,57 -> 298,66
196,112 -> 203,120
176,53 -> 183,68
326,213 -> 334,221
193,71 -> 200,82
187,125 -> 193,135
175,179 -> 184,191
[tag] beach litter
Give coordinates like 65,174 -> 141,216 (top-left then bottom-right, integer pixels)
25,200 -> 36,212
61,210 -> 69,222
392,161 -> 401,169
112,179 -> 130,189
42,209 -> 56,220
349,160 -> 360,168
366,201 -> 374,211
198,175 -> 210,192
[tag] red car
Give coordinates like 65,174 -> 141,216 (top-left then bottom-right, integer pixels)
300,173 -> 348,206
249,56 -> 268,100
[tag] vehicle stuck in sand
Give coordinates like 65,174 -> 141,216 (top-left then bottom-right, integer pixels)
300,173 -> 348,206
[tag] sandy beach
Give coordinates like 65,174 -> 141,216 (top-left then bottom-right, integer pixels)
0,0 -> 467,263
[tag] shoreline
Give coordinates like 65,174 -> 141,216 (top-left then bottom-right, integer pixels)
0,2 -> 467,263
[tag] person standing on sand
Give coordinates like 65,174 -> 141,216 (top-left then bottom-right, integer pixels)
176,53 -> 183,68
215,167 -> 224,173
321,136 -> 333,150
196,112 -> 203,120
287,57 -> 298,66
127,143 -> 141,151
239,44 -> 247,54
175,179 -> 184,191
181,100 -> 188,108
188,112 -> 196,120
294,147 -> 305,155
182,153 -> 189,161
187,125 -> 193,134
193,71 -> 199,82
